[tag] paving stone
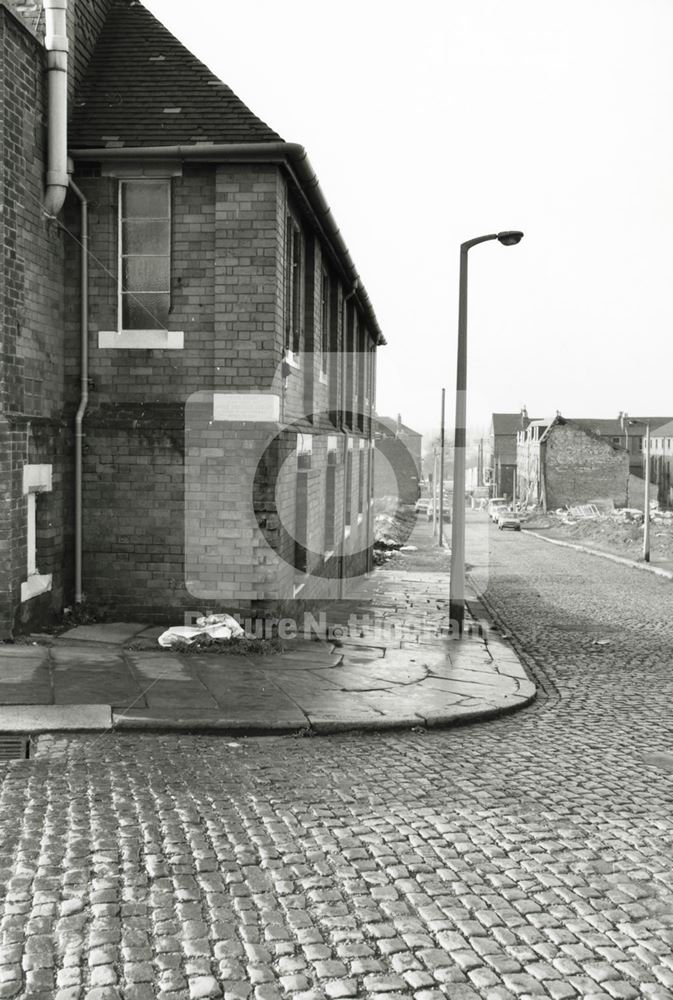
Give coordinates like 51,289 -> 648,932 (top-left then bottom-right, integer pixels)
323,981 -> 358,999
188,978 -> 222,999
502,973 -> 547,995
5,523 -> 673,1000
362,975 -> 407,992
278,975 -> 311,993
89,966 -> 117,987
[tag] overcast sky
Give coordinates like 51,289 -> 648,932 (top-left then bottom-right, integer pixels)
145,0 -> 673,437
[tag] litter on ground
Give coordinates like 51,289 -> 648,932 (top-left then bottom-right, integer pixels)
158,613 -> 244,648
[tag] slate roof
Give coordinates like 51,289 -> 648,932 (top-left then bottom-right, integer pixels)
377,416 -> 422,438
651,419 -> 673,437
566,417 -> 673,437
571,418 -> 626,438
70,0 -> 282,148
491,413 -> 529,436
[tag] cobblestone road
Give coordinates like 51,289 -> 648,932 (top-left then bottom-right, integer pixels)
2,518 -> 673,1000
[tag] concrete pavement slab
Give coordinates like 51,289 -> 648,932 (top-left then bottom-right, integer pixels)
128,653 -> 219,710
331,638 -> 386,655
1,517 -> 535,733
309,665 -> 394,691
190,659 -> 308,719
51,647 -> 142,708
0,646 -> 51,704
420,673 -> 522,697
59,622 -> 147,644
0,704 -> 111,730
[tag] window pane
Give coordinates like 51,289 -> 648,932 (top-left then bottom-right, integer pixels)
121,181 -> 169,219
122,255 -> 169,291
123,219 -> 169,254
122,292 -> 169,330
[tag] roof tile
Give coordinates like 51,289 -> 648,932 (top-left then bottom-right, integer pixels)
70,0 -> 282,149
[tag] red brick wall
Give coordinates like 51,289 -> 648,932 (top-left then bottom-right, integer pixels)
1,4 -> 380,632
546,424 -> 629,508
0,9 -> 69,635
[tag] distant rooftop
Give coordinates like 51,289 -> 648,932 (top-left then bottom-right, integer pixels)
647,418 -> 673,437
492,412 -> 532,436
377,415 -> 422,438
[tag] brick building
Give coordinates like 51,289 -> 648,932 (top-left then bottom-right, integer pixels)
649,420 -> 673,508
517,415 -> 629,510
373,415 -> 422,505
0,0 -> 385,636
488,410 -> 531,498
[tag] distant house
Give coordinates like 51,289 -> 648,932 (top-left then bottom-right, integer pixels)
489,409 -> 531,498
517,415 -> 628,510
568,416 -> 673,507
373,415 -> 422,504
650,420 -> 673,507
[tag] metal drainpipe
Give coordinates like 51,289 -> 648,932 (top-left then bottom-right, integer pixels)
339,283 -> 359,597
68,178 -> 88,604
43,0 -> 69,217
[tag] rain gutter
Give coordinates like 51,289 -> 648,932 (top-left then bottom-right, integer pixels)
69,141 -> 386,346
43,0 -> 69,216
68,177 -> 88,604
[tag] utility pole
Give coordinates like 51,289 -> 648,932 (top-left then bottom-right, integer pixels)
623,411 -> 630,506
644,421 -> 651,562
432,449 -> 438,537
623,414 -> 651,562
439,389 -> 445,547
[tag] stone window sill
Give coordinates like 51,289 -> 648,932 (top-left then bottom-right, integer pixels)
21,574 -> 52,603
98,330 -> 184,349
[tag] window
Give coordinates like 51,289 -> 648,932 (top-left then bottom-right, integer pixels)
345,438 -> 353,528
358,438 -> 365,516
295,434 -> 312,574
119,179 -> 171,330
320,268 -> 330,377
24,378 -> 44,416
21,465 -> 52,602
285,216 -> 303,357
297,433 -> 313,470
324,436 -> 339,551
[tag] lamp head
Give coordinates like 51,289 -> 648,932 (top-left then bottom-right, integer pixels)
497,231 -> 524,246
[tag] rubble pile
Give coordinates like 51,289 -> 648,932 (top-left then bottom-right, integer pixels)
528,504 -> 673,561
373,497 -> 417,565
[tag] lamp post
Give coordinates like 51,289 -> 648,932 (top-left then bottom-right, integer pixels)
439,388 -> 446,546
448,231 -> 524,631
432,448 -> 438,536
623,416 -> 651,562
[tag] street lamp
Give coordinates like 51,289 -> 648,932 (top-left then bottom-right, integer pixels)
622,415 -> 651,562
448,231 -> 524,632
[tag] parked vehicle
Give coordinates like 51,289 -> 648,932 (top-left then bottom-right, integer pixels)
497,508 -> 522,531
488,497 -> 508,521
415,498 -> 431,514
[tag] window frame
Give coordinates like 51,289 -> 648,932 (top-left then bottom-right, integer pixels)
285,214 -> 304,364
320,267 -> 330,380
119,177 -> 171,331
345,437 -> 354,530
294,433 -> 313,576
99,176 -> 183,349
357,438 -> 365,519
